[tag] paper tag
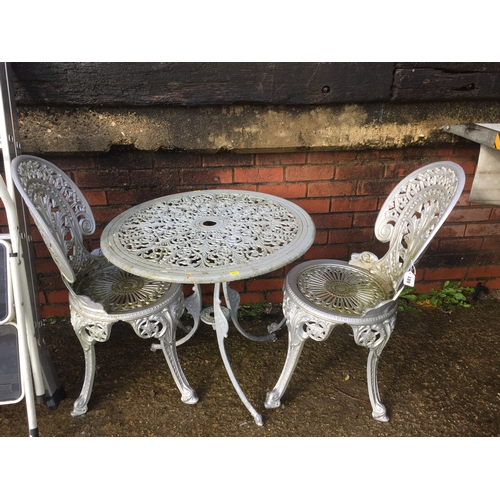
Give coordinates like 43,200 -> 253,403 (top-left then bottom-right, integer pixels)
403,270 -> 415,287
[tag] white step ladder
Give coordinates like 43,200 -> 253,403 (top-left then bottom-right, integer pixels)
0,62 -> 64,436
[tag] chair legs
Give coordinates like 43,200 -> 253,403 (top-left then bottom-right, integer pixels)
69,298 -> 198,417
70,313 -> 104,417
351,319 -> 394,422
265,299 -> 395,422
264,317 -> 308,409
148,312 -> 198,405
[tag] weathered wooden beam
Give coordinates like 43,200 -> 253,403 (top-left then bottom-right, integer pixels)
11,62 -> 394,106
15,101 -> 500,154
393,62 -> 500,101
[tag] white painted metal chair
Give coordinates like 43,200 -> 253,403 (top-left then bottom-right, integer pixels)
11,155 -> 198,417
265,161 -> 465,422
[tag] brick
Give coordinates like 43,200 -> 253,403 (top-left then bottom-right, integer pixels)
312,213 -> 352,229
435,224 -> 466,238
47,155 -> 96,172
239,292 -> 265,303
82,190 -> 107,206
465,223 -> 500,237
335,164 -> 385,180
466,266 -> 500,278
47,290 -> 69,303
353,213 -> 378,227
458,279 -> 482,289
490,208 -> 500,221
267,290 -> 284,303
415,268 -> 425,281
482,237 -> 500,250
402,147 -> 430,159
234,167 -> 283,183
357,180 -> 397,196
256,152 -> 306,166
228,183 -> 257,192
246,278 -> 284,292
307,181 -> 356,198
41,304 -> 70,318
456,160 -> 477,176
155,152 -> 202,169
312,230 -> 328,245
292,198 -> 330,214
105,187 -> 165,206
464,177 -> 474,191
456,192 -> 472,207
182,168 -> 233,186
308,151 -> 356,164
349,242 -> 387,257
92,206 -> 124,224
447,208 -> 491,223
384,162 -> 423,179
357,149 -> 404,161
286,165 -> 334,181
97,150 -> 153,171
439,237 -> 485,252
35,259 -> 59,274
329,196 -> 378,213
328,228 -> 373,244
453,145 -> 480,158
295,198 -> 330,214
305,245 -> 349,260
34,243 -> 52,259
423,267 -> 469,281
483,277 -> 500,289
203,153 -> 254,167
129,169 -> 178,188
74,170 -> 129,189
258,183 -> 307,199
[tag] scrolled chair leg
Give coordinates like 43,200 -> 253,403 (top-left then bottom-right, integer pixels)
133,309 -> 199,405
70,312 -> 110,417
265,302 -> 333,409
352,319 -> 394,422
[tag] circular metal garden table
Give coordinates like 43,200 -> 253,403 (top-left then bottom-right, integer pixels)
101,189 -> 316,425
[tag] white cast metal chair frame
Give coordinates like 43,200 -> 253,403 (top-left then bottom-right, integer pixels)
11,155 -> 198,417
265,161 -> 465,422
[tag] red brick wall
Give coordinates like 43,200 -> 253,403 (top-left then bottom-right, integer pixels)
2,144 -> 497,318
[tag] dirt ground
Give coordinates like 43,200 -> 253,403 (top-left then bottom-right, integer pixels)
1,290 -> 500,438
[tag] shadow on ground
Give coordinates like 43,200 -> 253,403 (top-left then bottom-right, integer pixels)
1,291 -> 500,437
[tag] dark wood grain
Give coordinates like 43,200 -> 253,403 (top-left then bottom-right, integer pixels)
11,62 -> 394,106
392,63 -> 500,101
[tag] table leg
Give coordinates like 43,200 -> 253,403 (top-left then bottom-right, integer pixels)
213,282 -> 263,426
222,282 -> 277,342
176,284 -> 202,346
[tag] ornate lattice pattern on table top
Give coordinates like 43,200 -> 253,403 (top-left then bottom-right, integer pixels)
115,191 -> 301,269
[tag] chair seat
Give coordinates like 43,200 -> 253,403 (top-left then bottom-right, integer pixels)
288,259 -> 393,318
74,260 -> 174,315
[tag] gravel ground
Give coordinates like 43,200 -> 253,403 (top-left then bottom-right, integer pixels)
2,290 -> 498,496
2,293 -> 500,438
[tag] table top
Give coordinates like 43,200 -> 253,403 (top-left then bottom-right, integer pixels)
100,189 -> 316,284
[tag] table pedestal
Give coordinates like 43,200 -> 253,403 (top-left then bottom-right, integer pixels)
213,283 -> 264,426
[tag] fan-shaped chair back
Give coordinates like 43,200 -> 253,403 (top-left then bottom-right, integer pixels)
11,155 -> 95,284
351,161 -> 465,293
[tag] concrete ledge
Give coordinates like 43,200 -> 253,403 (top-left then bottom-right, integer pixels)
17,101 -> 500,154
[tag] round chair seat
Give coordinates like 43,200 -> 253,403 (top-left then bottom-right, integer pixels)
74,261 -> 175,314
288,259 -> 393,317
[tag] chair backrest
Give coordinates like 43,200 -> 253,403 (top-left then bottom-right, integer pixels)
353,161 -> 465,292
11,155 -> 96,284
